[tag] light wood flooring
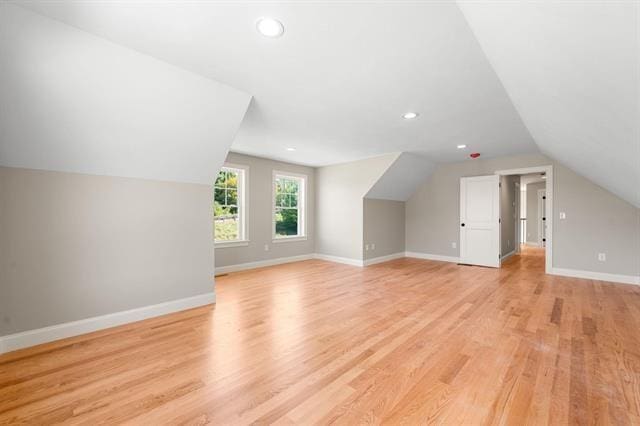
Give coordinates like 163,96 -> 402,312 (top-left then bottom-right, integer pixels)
1,247 -> 640,424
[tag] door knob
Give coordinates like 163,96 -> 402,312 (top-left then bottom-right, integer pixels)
461,223 -> 465,227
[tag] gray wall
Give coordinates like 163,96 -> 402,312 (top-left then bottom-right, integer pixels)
363,198 -> 406,260
315,154 -> 397,260
0,167 -> 214,335
406,154 -> 640,276
214,152 -> 315,268
500,175 -> 518,256
526,182 -> 546,245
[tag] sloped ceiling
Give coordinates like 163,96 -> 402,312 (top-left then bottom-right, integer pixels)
15,1 -> 536,167
0,3 -> 251,184
458,1 -> 640,207
365,153 -> 436,202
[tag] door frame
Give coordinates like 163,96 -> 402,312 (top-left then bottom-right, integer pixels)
495,166 -> 553,274
537,188 -> 546,248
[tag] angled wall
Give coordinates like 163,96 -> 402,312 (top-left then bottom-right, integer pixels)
0,5 -> 250,346
315,153 -> 399,261
459,1 -> 640,207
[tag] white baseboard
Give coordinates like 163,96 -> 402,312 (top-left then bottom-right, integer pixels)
0,292 -> 215,355
551,268 -> 640,285
313,253 -> 364,267
501,250 -> 516,262
363,252 -> 405,266
405,251 -> 460,263
525,242 -> 540,247
215,254 -> 314,274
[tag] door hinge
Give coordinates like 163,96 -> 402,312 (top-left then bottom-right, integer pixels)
499,218 -> 501,223
543,238 -> 546,242
499,182 -> 502,188
543,196 -> 546,200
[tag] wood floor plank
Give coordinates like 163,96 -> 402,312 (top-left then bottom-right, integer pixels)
1,246 -> 639,424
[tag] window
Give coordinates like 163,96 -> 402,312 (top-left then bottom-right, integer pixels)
273,172 -> 306,241
214,165 -> 247,245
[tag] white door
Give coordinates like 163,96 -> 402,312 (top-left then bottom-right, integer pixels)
460,175 -> 500,267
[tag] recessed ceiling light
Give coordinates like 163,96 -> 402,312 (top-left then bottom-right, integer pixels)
256,17 -> 284,38
403,112 -> 418,119
286,147 -> 296,151
541,175 -> 547,179
457,144 -> 467,149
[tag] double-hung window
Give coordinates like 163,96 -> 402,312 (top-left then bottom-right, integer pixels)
273,171 -> 306,241
214,164 -> 248,246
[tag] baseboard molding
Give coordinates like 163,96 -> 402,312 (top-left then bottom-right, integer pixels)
363,252 -> 405,266
525,242 -> 540,247
215,254 -> 315,274
313,253 -> 364,267
551,268 -> 640,285
405,251 -> 460,263
0,292 -> 215,355
501,250 -> 516,262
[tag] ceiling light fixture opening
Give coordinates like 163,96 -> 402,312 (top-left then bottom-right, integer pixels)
286,147 -> 296,151
403,112 -> 418,119
457,144 -> 467,149
256,17 -> 284,38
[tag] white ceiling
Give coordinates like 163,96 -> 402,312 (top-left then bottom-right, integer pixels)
0,3 -> 251,184
459,1 -> 640,207
15,1 -> 537,167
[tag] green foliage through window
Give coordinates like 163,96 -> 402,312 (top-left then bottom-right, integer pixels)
214,168 -> 241,241
274,176 -> 302,237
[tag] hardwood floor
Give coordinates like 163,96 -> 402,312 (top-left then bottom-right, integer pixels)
1,248 -> 640,424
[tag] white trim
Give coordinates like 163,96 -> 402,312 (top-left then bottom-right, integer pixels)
0,293 -> 215,355
501,250 -> 516,262
496,165 -> 553,274
314,253 -> 364,267
272,236 -> 308,244
215,240 -> 249,248
551,268 -> 640,286
215,254 -> 314,274
525,242 -> 540,247
405,251 -> 460,263
363,252 -> 405,266
537,188 -> 546,247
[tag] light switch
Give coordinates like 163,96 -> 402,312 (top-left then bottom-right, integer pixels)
559,212 -> 566,219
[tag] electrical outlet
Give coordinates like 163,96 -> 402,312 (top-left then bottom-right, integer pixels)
365,244 -> 369,251
451,242 -> 457,249
559,212 -> 566,219
371,243 -> 375,250
598,253 -> 606,262
264,244 -> 269,251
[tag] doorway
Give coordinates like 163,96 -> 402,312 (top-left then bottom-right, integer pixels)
459,166 -> 552,273
497,166 -> 553,274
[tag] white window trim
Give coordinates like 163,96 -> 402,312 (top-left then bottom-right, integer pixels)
215,162 -> 250,248
272,170 -> 307,243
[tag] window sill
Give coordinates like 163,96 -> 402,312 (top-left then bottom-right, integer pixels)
215,240 -> 249,248
272,236 -> 307,244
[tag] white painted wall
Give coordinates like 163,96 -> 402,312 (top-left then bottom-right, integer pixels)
0,5 -> 247,340
215,152 -> 315,268
0,167 -> 214,336
0,4 -> 251,184
363,199 -> 406,260
315,154 -> 398,260
406,154 -> 640,276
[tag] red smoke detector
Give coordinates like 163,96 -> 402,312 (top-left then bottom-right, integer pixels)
470,152 -> 481,159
